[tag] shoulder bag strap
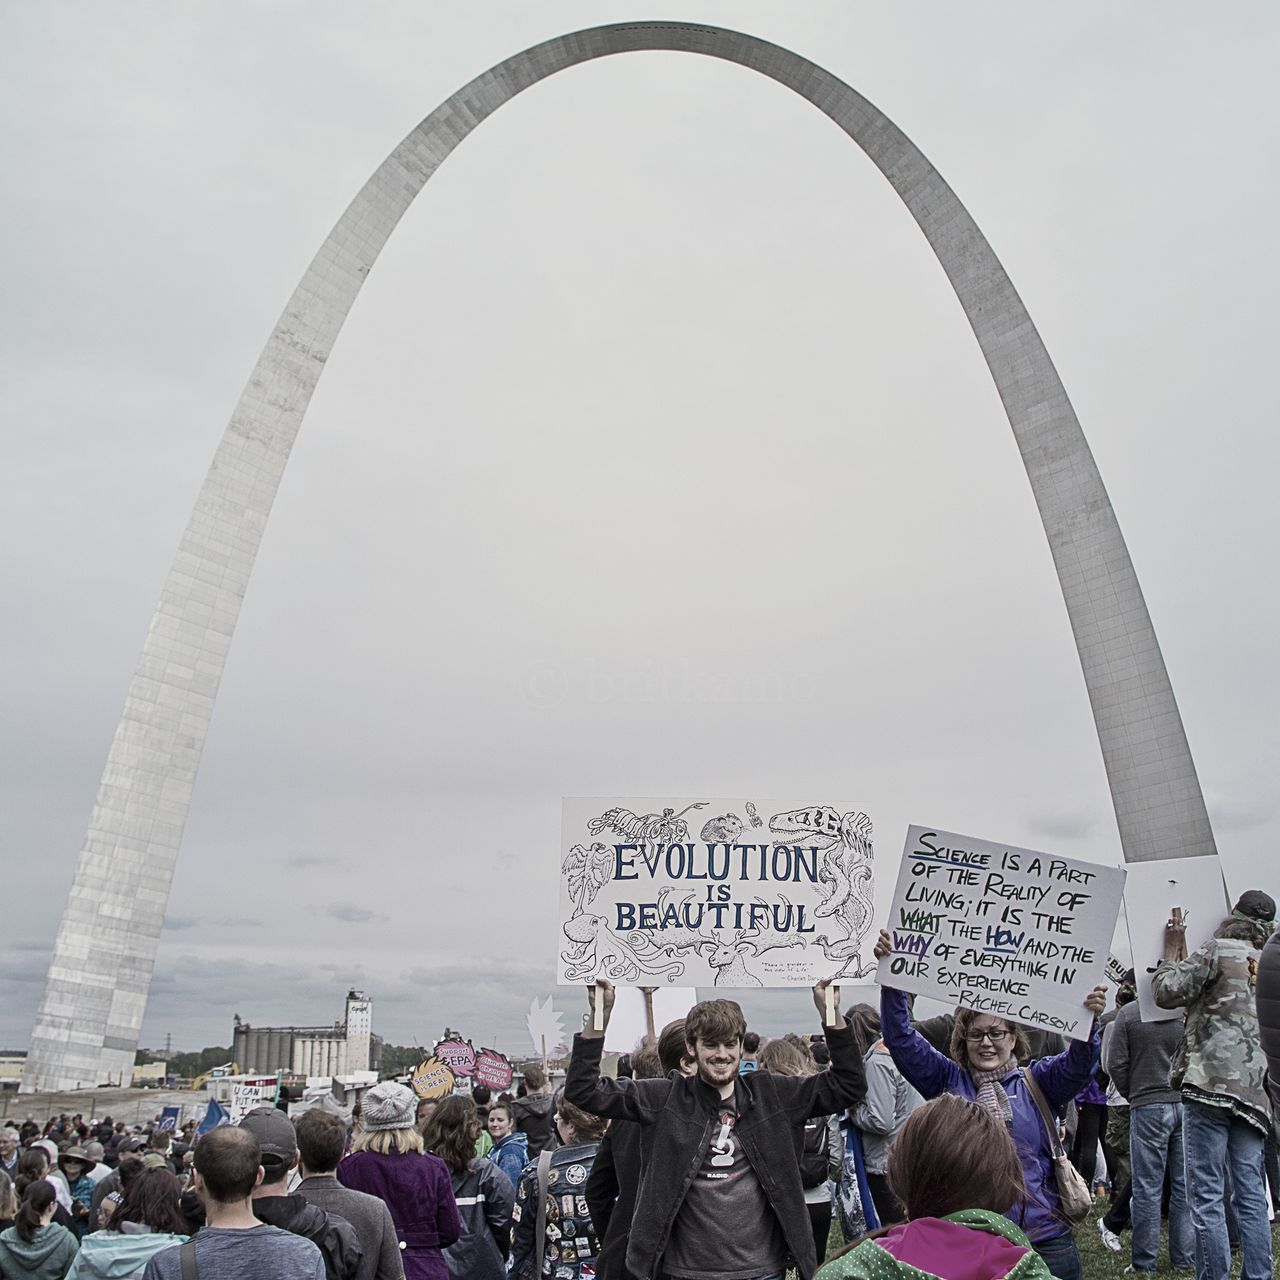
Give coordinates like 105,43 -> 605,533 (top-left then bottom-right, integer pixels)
1020,1068 -> 1067,1158
179,1239 -> 199,1280
533,1149 -> 552,1270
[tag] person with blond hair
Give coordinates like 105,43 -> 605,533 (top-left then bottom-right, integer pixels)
336,1082 -> 460,1280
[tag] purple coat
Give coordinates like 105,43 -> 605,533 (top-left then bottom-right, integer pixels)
879,987 -> 1100,1244
337,1148 -> 462,1280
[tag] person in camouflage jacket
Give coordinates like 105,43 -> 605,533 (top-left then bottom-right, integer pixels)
1151,889 -> 1275,1280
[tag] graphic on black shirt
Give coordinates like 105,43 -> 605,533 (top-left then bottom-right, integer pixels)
707,1109 -> 736,1174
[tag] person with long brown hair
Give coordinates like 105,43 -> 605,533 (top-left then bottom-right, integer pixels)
65,1167 -> 189,1278
422,1096 -> 513,1280
816,1095 -> 1053,1279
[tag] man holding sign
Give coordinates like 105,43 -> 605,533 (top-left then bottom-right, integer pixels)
565,976 -> 864,1280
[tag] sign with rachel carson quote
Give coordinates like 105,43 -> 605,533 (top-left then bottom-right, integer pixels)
877,826 -> 1126,1041
558,796 -> 876,988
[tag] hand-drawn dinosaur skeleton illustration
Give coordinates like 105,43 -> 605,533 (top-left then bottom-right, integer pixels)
771,806 -> 876,979
588,802 -> 707,845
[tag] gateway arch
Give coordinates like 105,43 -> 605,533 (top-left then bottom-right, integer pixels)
24,22 -> 1217,1091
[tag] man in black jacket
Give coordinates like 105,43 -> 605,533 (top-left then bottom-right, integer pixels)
240,1106 -> 364,1280
566,977 -> 865,1280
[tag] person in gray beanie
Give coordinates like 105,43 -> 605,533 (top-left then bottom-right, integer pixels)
1153,888 -> 1275,1280
337,1084 -> 459,1280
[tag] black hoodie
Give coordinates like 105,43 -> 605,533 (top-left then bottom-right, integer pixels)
510,1092 -> 556,1158
253,1192 -> 363,1280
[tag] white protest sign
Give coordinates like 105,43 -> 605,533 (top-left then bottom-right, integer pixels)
877,826 -> 1126,1040
1122,855 -> 1228,1023
559,797 -> 876,988
225,1075 -> 280,1123
604,987 -> 698,1053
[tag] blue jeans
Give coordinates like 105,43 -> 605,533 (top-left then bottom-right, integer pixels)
1129,1102 -> 1193,1270
1033,1233 -> 1082,1280
1182,1099 -> 1273,1280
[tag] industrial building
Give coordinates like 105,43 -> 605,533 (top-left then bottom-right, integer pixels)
231,990 -> 380,1077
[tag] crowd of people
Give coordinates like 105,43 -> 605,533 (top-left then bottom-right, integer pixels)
1,887 -> 1277,1280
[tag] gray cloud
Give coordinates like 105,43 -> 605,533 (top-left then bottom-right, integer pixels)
326,904 -> 389,924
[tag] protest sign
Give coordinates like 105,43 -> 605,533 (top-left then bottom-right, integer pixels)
156,1106 -> 180,1133
604,987 -> 698,1053
1122,855 -> 1228,1022
1104,954 -> 1130,986
473,1048 -> 514,1091
225,1075 -> 281,1123
559,796 -> 876,987
410,1057 -> 456,1100
877,826 -> 1125,1040
434,1037 -> 476,1078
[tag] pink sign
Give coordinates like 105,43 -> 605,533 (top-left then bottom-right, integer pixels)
473,1048 -> 514,1091
434,1037 -> 476,1078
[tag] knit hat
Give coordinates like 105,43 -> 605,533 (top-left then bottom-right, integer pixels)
360,1082 -> 417,1131
1233,890 -> 1277,923
237,1106 -> 297,1162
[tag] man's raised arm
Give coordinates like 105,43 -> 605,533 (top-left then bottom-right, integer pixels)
564,978 -> 670,1125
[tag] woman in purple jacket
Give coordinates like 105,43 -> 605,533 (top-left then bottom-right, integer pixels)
873,929 -> 1106,1280
337,1082 -> 461,1280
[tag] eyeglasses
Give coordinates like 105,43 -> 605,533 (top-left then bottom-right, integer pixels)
965,1028 -> 1013,1044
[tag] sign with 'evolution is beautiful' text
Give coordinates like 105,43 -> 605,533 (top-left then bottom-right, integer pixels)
558,796 -> 877,988
877,826 -> 1125,1040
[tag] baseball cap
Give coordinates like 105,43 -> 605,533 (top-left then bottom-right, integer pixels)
238,1106 -> 297,1163
1233,890 -> 1277,923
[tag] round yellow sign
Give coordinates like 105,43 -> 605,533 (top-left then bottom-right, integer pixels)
410,1057 -> 455,1100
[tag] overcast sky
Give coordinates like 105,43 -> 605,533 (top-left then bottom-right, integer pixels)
2,3 -> 1276,1060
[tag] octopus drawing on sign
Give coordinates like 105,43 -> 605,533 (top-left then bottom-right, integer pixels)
770,805 -> 876,979
559,911 -> 686,984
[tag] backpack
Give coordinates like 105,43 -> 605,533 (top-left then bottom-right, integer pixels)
800,1117 -> 829,1189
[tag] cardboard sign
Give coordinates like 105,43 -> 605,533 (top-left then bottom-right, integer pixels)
226,1076 -> 281,1123
603,987 -> 698,1053
434,1037 -> 476,1078
559,796 -> 876,988
473,1048 -> 514,1091
1122,855 -> 1229,1023
410,1057 -> 456,1100
877,826 -> 1126,1041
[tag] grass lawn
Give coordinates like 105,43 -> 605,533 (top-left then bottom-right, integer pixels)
816,1202 -> 1280,1276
